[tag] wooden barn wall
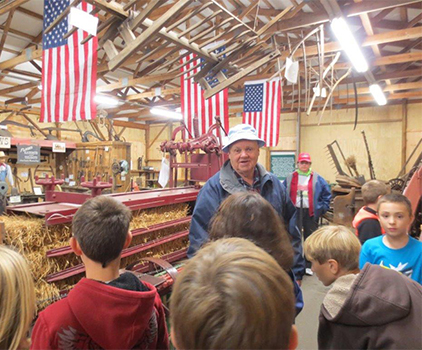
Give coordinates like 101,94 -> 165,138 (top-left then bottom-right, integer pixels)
226,103 -> 421,184
0,113 -> 145,192
1,101 -> 420,189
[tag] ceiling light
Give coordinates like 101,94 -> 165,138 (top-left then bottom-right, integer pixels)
94,95 -> 120,106
331,17 -> 368,73
151,108 -> 183,120
369,84 -> 387,106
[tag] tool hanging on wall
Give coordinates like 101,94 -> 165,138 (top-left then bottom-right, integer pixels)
326,140 -> 353,177
361,130 -> 375,180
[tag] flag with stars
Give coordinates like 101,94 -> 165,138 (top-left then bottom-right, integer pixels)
180,48 -> 229,137
41,0 -> 97,122
243,79 -> 281,147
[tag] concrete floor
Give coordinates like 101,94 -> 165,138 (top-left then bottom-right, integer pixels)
295,274 -> 331,350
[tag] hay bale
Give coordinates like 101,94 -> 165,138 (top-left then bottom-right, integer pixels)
1,202 -> 190,309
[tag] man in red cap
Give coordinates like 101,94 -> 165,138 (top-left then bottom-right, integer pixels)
284,153 -> 331,278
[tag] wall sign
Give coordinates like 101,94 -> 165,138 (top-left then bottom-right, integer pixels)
0,136 -> 11,149
53,142 -> 66,153
17,145 -> 41,164
270,151 -> 296,181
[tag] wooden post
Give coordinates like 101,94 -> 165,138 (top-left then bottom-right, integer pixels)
402,99 -> 408,170
0,221 -> 5,244
145,125 -> 150,168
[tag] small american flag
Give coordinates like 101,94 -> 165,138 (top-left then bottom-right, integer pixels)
41,0 -> 97,122
180,51 -> 229,137
243,79 -> 281,147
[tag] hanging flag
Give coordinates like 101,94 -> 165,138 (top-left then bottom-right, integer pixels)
243,79 -> 281,147
180,52 -> 229,137
41,0 -> 97,122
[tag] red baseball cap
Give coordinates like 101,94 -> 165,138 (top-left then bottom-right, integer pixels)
298,153 -> 311,162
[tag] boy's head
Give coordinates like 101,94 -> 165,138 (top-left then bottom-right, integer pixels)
303,225 -> 361,286
209,192 -> 294,271
71,196 -> 132,267
377,193 -> 413,238
170,238 -> 297,350
361,180 -> 389,205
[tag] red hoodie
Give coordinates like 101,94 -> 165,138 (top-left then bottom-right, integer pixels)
31,274 -> 169,350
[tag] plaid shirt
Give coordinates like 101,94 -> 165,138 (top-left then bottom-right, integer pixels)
234,166 -> 261,193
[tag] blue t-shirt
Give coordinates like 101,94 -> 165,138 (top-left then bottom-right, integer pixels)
360,235 -> 422,284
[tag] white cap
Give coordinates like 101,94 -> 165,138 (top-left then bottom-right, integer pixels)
222,124 -> 266,153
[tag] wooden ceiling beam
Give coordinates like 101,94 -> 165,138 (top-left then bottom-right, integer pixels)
0,0 -> 29,15
268,0 -> 422,33
0,80 -> 38,95
0,9 -> 15,56
353,0 -> 392,86
108,0 -> 192,71
338,81 -> 422,95
0,48 -> 42,70
96,72 -> 178,92
112,120 -> 148,130
0,23 -> 35,40
15,6 -> 43,20
3,68 -> 41,79
293,26 -> 422,57
126,87 -> 180,100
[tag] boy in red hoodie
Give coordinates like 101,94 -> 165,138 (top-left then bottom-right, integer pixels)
31,196 -> 169,350
352,180 -> 388,244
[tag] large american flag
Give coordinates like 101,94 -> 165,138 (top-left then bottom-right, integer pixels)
243,79 -> 281,147
180,52 -> 229,137
41,0 -> 97,122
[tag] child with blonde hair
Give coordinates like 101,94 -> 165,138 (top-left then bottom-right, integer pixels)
171,238 -> 298,350
0,246 -> 36,350
305,225 -> 422,349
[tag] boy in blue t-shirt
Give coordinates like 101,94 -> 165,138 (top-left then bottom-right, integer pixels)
360,193 -> 422,284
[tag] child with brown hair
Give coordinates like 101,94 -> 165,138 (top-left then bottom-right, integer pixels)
0,246 -> 35,350
170,238 -> 298,350
352,179 -> 389,244
31,196 -> 169,350
304,225 -> 422,349
360,193 -> 422,284
208,191 -> 303,315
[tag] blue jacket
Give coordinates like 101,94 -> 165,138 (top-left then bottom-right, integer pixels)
188,160 -> 304,315
188,160 -> 304,277
284,171 -> 331,220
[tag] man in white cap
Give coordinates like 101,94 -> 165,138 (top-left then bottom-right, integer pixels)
188,124 -> 303,278
0,151 -> 14,187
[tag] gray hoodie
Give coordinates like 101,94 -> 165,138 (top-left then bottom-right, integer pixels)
318,263 -> 422,349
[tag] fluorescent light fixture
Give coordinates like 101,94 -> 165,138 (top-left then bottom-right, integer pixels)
369,84 -> 387,106
331,17 -> 368,73
94,95 -> 120,106
151,108 -> 183,120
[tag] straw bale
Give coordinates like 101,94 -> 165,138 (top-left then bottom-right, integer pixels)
130,222 -> 190,247
121,236 -> 189,269
0,202 -> 190,308
129,203 -> 189,231
0,214 -> 73,308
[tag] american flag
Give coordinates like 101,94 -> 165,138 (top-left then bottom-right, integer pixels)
180,52 -> 229,137
41,0 -> 97,122
243,79 -> 281,147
